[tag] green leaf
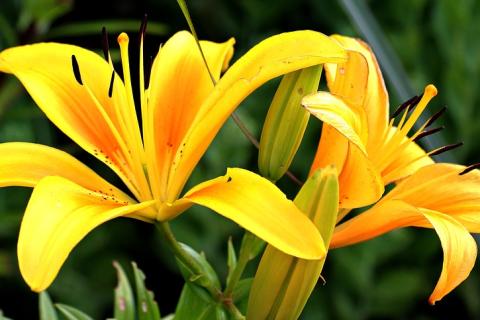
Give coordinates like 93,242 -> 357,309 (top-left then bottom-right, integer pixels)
39,291 -> 58,320
18,0 -> 73,34
226,237 -> 237,284
239,232 -> 265,261
176,243 -> 221,291
0,309 -> 13,320
232,278 -> 253,314
113,261 -> 135,320
174,283 -> 225,320
47,20 -> 168,38
55,304 -> 94,320
132,262 -> 161,320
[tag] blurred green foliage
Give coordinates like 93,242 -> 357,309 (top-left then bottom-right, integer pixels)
0,0 -> 479,319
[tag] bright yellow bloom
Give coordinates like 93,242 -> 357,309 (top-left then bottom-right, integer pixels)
0,30 -> 347,291
302,35 -> 480,303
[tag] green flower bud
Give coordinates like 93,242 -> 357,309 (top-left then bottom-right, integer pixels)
258,65 -> 323,182
247,166 -> 339,320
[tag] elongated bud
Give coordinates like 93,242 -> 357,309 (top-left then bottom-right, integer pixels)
258,65 -> 323,181
247,166 -> 339,320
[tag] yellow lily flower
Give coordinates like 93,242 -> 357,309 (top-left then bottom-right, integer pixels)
0,29 -> 347,291
303,35 -> 438,209
302,35 -> 479,304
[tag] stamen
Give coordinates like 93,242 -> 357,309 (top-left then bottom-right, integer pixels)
391,95 -> 419,118
425,106 -> 447,128
429,142 -> 463,157
71,55 -> 83,85
145,55 -> 153,89
139,13 -> 148,45
102,27 -> 110,61
108,70 -> 115,98
413,126 -> 444,142
398,85 -> 438,136
459,163 -> 480,175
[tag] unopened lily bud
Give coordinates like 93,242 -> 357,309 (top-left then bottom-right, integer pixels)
258,65 -> 323,181
247,166 -> 339,320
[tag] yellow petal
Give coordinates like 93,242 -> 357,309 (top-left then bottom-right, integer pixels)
304,92 -> 384,208
167,30 -> 348,201
0,142 -> 128,200
18,176 -> 155,292
199,38 -> 236,77
326,35 -> 389,148
182,168 -> 325,259
145,31 -> 235,201
421,209 -> 477,305
0,42 -> 143,197
302,91 -> 366,153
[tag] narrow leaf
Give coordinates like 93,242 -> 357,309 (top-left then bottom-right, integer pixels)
113,261 -> 135,320
174,283 -> 217,320
55,304 -> 94,320
39,292 -> 58,320
226,237 -> 237,284
132,262 -> 161,320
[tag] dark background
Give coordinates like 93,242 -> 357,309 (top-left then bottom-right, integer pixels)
1,0 -> 480,318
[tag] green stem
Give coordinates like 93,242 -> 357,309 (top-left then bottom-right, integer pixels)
224,247 -> 250,297
224,303 -> 245,320
155,222 -> 220,297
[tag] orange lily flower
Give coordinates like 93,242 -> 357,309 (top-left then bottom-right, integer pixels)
303,35 -> 436,209
302,35 -> 479,303
0,29 -> 347,291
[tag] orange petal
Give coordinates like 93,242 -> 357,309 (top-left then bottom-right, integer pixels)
326,35 -> 389,148
331,200 -> 424,248
384,163 -> 480,232
332,199 -> 477,303
421,209 -> 477,304
304,92 -> 383,208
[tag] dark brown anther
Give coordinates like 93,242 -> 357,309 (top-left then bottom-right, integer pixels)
71,55 -> 83,85
459,163 -> 480,175
102,27 -> 110,61
139,13 -> 148,45
227,177 -> 232,182
145,55 -> 153,89
108,70 -> 115,98
425,106 -> 447,128
413,126 -> 444,142
391,95 -> 420,118
430,142 -> 463,157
